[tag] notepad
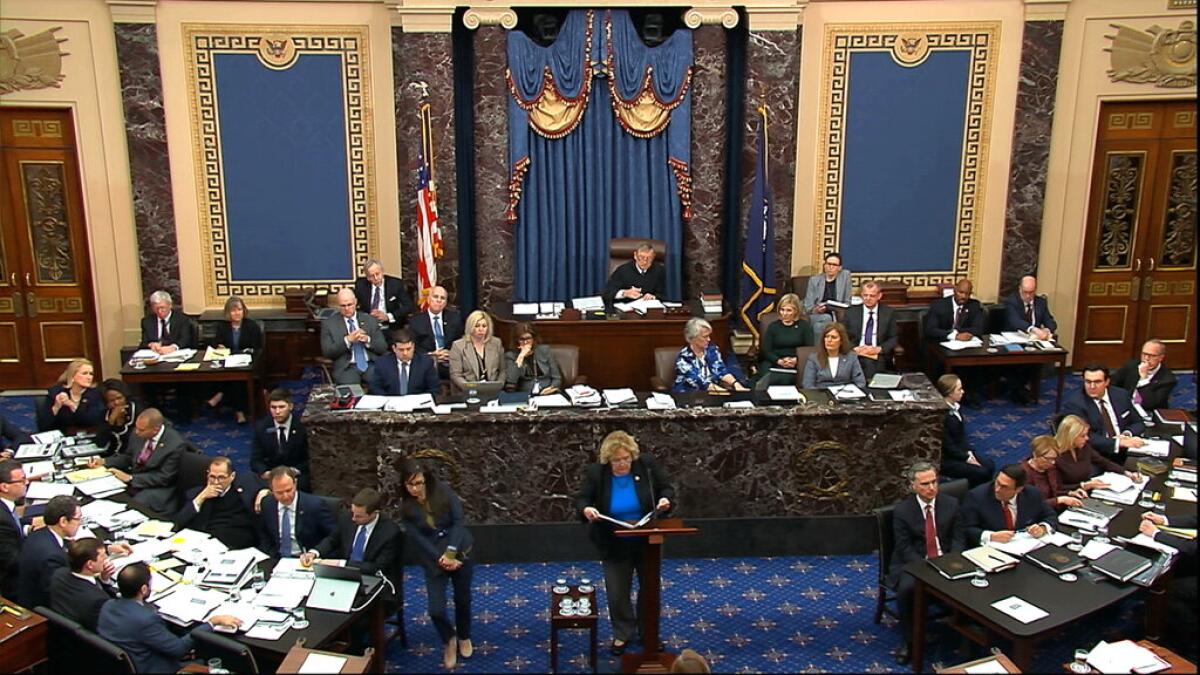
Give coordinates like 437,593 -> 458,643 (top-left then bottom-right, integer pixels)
990,595 -> 1048,624
173,363 -> 200,371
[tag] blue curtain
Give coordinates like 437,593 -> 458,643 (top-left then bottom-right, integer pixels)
508,10 -> 691,302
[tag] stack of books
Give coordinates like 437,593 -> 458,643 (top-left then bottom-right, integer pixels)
700,292 -> 722,314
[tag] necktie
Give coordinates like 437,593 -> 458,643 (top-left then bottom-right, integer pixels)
136,437 -> 155,466
350,525 -> 367,562
924,505 -> 938,559
8,505 -> 22,542
864,311 -> 875,347
1025,303 -> 1034,326
1003,501 -> 1015,531
399,361 -> 409,396
432,315 -> 444,349
348,318 -> 368,372
1134,389 -> 1143,406
1097,399 -> 1118,437
159,318 -> 167,342
954,305 -> 964,330
277,425 -> 287,450
371,285 -> 381,312
280,505 -> 293,557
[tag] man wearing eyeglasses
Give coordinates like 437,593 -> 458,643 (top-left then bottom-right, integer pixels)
18,496 -> 111,610
1111,339 -> 1177,414
0,459 -> 29,598
174,456 -> 265,550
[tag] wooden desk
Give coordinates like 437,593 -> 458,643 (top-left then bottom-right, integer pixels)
0,599 -> 47,673
928,336 -> 1068,410
937,651 -> 1020,673
277,639 -> 375,673
198,309 -> 319,381
1060,640 -> 1196,673
120,353 -> 261,418
491,302 -> 729,390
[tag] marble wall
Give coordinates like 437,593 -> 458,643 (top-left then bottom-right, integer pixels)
743,29 -> 801,291
392,28 -> 460,302
682,25 -> 728,299
999,20 -> 1064,296
114,24 -> 181,306
472,26 -> 515,310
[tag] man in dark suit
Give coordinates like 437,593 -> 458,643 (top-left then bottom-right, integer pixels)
1112,339 -> 1177,414
604,242 -> 666,306
321,288 -> 387,386
1141,512 -> 1196,662
50,537 -> 116,630
889,461 -> 963,665
17,495 -> 80,609
409,286 -> 464,379
174,456 -> 264,550
1001,275 -> 1058,404
98,563 -> 241,674
372,329 -> 440,396
1063,364 -> 1148,463
354,259 -> 413,334
844,280 -> 899,381
302,487 -> 402,593
251,388 -> 311,491
924,278 -> 987,404
138,289 -> 196,354
0,415 -> 32,456
0,460 -> 29,598
960,464 -> 1058,547
91,408 -> 185,515
259,467 -> 336,558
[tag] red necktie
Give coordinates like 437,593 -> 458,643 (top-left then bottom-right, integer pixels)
1003,501 -> 1015,531
924,505 -> 939,559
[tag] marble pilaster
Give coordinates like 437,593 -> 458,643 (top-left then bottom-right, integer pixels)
472,26 -> 515,310
1000,20 -> 1064,296
684,25 -> 728,299
114,24 -> 181,305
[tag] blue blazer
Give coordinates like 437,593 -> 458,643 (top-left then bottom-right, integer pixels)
259,491 -> 336,558
801,352 -> 866,388
1002,293 -> 1057,333
16,527 -> 66,610
1063,386 -> 1145,456
98,598 -> 206,674
371,352 -> 440,396
960,480 -> 1058,546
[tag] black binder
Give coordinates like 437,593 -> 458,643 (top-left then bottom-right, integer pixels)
1024,544 -> 1085,574
1091,548 -> 1153,582
926,552 -> 977,580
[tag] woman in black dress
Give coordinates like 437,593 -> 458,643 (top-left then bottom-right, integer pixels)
205,295 -> 263,423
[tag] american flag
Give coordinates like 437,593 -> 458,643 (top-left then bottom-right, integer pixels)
416,103 -> 443,310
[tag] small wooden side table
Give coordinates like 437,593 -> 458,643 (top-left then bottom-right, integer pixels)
0,599 -> 47,673
936,651 -> 1020,673
1060,640 -> 1196,674
550,585 -> 598,673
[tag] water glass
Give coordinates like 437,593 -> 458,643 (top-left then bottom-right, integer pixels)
291,606 -> 309,630
207,658 -> 226,674
1068,530 -> 1084,552
1069,648 -> 1091,673
252,567 -> 266,592
970,569 -> 989,588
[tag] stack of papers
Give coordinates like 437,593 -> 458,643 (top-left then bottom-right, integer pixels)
888,390 -> 916,402
511,302 -> 538,314
990,595 -> 1048,624
571,296 -> 605,311
827,384 -> 866,400
1079,539 -> 1119,560
989,532 -> 1046,556
566,385 -> 601,406
21,461 -> 54,479
203,346 -> 231,361
65,467 -> 111,483
645,393 -> 676,410
129,348 -> 158,361
1172,486 -> 1197,502
382,394 -> 435,412
14,444 -> 56,460
1128,439 -> 1171,458
207,602 -> 265,633
941,337 -> 983,350
154,585 -> 227,624
1089,472 -> 1147,505
767,385 -> 804,402
157,349 -> 198,363
81,498 -> 128,523
531,393 -> 571,408
1060,508 -> 1112,531
74,474 -> 127,498
613,297 -> 664,314
254,575 -> 315,608
963,545 -> 1020,572
25,481 -> 76,500
603,388 -> 637,406
1087,640 -> 1170,674
353,395 -> 388,411
224,354 -> 252,368
130,520 -> 177,540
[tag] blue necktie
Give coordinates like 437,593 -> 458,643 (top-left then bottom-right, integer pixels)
350,525 -> 367,562
280,505 -> 293,557
864,310 -> 875,346
432,315 -> 444,349
348,318 -> 368,372
8,505 -> 22,542
399,361 -> 409,396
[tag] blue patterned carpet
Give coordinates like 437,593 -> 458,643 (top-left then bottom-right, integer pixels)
2,372 -> 1193,673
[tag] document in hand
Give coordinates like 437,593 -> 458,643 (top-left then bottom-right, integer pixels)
988,531 -> 1046,557
594,511 -> 654,529
989,595 -> 1048,624
1128,439 -> 1170,458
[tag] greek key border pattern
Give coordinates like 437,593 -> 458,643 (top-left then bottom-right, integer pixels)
183,25 -> 377,305
816,23 -> 1000,289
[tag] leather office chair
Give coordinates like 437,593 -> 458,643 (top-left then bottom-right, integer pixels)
939,477 -> 969,503
792,346 -> 819,387
177,447 -> 212,500
35,606 -> 86,675
650,346 -> 679,392
193,627 -> 260,673
984,304 -> 1007,335
790,274 -> 845,324
547,344 -> 583,386
873,505 -> 899,624
33,395 -> 53,432
608,238 -> 666,278
72,624 -> 137,674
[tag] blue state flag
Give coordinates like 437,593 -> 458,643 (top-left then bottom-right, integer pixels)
739,108 -> 776,340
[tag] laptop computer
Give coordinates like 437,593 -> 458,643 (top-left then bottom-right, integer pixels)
463,380 -> 505,400
305,563 -> 362,613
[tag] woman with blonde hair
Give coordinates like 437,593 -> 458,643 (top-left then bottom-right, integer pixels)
1021,435 -> 1085,511
802,322 -> 866,388
43,358 -> 106,433
1053,414 -> 1143,491
576,431 -> 674,655
756,292 -> 812,386
448,310 -> 503,392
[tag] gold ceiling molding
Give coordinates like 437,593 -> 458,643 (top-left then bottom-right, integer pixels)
1106,20 -> 1197,88
0,27 -> 68,95
393,2 -> 805,33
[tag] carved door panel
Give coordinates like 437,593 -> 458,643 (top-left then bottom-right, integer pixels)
1074,101 -> 1196,371
0,108 -> 100,388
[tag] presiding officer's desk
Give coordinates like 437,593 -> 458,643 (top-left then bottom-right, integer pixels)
304,375 -> 947,523
490,301 -> 730,390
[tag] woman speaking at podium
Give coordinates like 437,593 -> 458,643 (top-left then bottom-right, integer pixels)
575,431 -> 674,656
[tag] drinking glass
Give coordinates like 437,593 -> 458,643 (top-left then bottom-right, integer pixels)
291,606 -> 309,630
1069,648 -> 1091,673
1068,530 -> 1084,552
207,658 -> 226,674
970,569 -> 989,588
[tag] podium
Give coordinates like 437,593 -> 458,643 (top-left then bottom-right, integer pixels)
276,639 -> 375,674
614,518 -> 697,673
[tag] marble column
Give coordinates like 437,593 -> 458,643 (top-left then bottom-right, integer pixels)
743,29 -> 801,292
1000,21 -> 1064,296
684,25 -> 728,299
114,24 -> 181,305
393,28 -> 459,302
472,26 -> 514,310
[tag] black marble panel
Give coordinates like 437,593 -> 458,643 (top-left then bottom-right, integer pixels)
114,23 -> 181,305
1000,21 -> 1064,296
684,25 -> 727,299
472,26 -> 514,310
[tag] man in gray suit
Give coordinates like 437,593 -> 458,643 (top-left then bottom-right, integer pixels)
89,408 -> 185,515
321,287 -> 387,386
843,280 -> 899,380
803,251 -> 852,342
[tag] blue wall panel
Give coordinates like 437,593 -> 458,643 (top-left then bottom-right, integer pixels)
839,50 -> 969,273
214,53 -> 352,280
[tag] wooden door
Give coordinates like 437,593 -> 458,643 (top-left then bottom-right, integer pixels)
0,108 -> 101,388
1074,100 -> 1196,371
